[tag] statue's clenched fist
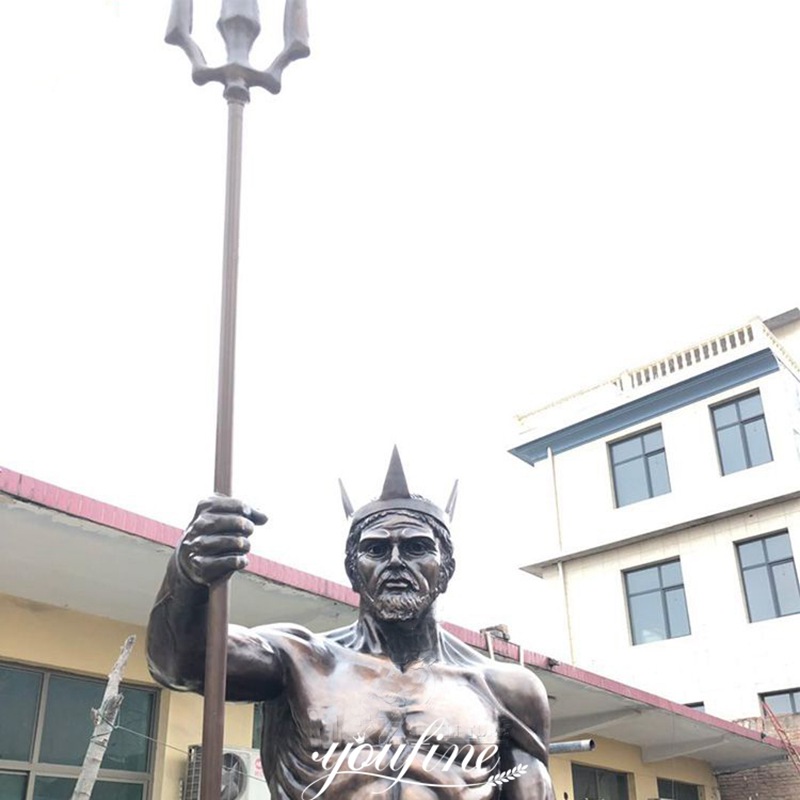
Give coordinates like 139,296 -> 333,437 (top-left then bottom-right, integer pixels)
177,496 -> 268,586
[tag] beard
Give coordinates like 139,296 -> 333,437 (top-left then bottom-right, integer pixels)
364,588 -> 435,622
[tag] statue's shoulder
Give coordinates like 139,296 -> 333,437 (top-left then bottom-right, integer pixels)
436,628 -> 549,722
246,621 -> 318,644
482,658 -> 550,732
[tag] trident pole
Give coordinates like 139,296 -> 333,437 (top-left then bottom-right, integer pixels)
164,3 -> 309,799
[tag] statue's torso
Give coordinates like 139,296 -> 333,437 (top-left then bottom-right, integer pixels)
259,632 -> 502,800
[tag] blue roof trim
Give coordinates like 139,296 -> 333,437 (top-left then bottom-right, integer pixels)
510,349 -> 779,466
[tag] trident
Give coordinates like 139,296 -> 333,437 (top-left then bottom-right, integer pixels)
165,2 -> 309,798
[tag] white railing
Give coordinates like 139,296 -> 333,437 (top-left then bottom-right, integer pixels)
614,324 -> 756,391
515,317 -> 800,430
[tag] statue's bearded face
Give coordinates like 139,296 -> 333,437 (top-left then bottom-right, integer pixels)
354,512 -> 442,622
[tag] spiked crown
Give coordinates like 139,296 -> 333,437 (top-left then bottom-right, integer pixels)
339,447 -> 458,531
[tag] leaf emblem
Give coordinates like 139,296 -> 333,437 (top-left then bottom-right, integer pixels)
486,764 -> 529,786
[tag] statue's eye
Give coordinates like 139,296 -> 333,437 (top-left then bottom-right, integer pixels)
362,541 -> 388,558
404,539 -> 432,556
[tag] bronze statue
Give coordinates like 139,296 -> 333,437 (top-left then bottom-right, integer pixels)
147,448 -> 555,799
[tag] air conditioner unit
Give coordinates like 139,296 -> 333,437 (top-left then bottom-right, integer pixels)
184,744 -> 271,800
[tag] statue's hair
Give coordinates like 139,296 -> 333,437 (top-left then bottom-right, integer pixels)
344,505 -> 456,593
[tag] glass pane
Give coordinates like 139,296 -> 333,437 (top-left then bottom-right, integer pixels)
665,587 -> 691,637
611,436 -> 643,464
743,565 -> 776,621
660,560 -> 683,587
104,686 -> 153,772
676,781 -> 700,800
626,565 -> 661,594
738,539 -> 766,568
40,676 -> 152,772
33,777 -> 142,800
712,402 -> 738,428
629,592 -> 667,644
717,426 -> 747,474
0,666 -> 41,761
597,770 -> 628,800
647,452 -> 671,497
765,533 -> 793,563
91,781 -> 143,800
39,676 -> 104,766
764,693 -> 794,715
0,772 -> 28,800
773,561 -> 800,616
614,459 -> 650,506
571,765 -> 596,799
657,778 -> 674,798
642,428 -> 664,453
738,393 -> 764,420
744,419 -> 772,467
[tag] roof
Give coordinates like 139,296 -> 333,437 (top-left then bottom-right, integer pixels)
0,465 -> 787,774
511,314 -> 800,466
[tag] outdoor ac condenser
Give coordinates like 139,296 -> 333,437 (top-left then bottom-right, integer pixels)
184,744 -> 271,800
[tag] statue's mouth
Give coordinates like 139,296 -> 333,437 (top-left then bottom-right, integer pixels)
379,575 -> 417,592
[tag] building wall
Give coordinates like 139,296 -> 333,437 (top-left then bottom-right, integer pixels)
542,366 -> 800,559
540,498 -> 800,720
716,714 -> 800,800
0,592 -> 255,800
550,735 -> 718,800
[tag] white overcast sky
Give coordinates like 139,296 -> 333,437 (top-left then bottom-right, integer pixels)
1,1 -> 798,653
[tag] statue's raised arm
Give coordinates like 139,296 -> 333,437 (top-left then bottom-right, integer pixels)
146,496 -> 270,694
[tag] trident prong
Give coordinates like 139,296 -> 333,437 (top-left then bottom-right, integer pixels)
166,0 -> 310,100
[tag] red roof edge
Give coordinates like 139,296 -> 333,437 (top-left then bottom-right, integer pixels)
442,620 -> 785,750
0,466 -> 360,607
0,465 -> 787,753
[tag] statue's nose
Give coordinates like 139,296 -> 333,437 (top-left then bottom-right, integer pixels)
388,544 -> 404,566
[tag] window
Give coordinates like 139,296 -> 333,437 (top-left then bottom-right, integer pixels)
685,702 -> 705,713
609,427 -> 671,507
0,664 -> 155,800
711,391 -> 772,475
657,777 -> 701,800
737,531 -> 800,622
762,688 -> 800,716
252,703 -> 264,749
571,764 -> 629,800
625,560 -> 691,645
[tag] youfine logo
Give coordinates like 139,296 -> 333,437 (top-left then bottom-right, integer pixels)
303,719 -> 528,798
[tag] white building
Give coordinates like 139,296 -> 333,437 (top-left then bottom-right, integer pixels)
511,309 -> 800,724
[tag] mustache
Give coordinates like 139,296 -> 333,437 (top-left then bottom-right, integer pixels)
378,570 -> 420,591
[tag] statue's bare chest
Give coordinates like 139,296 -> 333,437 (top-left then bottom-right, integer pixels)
289,652 -> 500,749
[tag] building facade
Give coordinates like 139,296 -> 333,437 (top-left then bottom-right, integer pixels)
511,310 -> 800,788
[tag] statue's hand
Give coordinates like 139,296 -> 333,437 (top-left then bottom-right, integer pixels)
177,496 -> 268,586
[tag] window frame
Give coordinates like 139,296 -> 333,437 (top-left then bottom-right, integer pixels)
710,390 -> 773,476
624,558 -> 691,645
761,688 -> 800,716
571,763 -> 630,800
656,776 -> 701,800
735,531 -> 800,623
0,662 -> 157,800
608,425 -> 672,508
